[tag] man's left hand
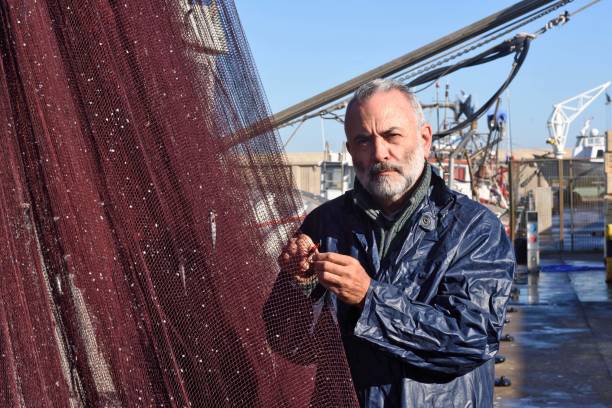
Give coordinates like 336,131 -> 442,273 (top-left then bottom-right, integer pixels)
312,252 -> 371,307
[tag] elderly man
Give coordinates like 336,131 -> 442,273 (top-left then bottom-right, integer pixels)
277,78 -> 514,407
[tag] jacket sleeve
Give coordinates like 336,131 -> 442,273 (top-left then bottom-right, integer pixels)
353,212 -> 515,376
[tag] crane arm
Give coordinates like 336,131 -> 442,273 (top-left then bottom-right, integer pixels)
546,81 -> 611,158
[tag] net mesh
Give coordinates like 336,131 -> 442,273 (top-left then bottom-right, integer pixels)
0,1 -> 358,406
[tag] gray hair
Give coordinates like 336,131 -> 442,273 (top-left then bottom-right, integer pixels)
345,78 -> 425,128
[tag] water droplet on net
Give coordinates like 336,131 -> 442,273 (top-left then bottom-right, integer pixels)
179,263 -> 187,295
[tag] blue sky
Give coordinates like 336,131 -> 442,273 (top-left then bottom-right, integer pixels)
234,1 -> 612,154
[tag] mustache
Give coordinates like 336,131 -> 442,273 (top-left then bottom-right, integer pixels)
369,162 -> 403,177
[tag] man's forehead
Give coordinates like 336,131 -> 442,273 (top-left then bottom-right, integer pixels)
347,99 -> 415,133
347,91 -> 415,119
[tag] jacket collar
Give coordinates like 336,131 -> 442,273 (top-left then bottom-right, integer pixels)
427,168 -> 454,216
344,164 -> 454,235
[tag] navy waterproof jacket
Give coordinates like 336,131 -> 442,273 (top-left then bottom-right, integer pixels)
265,170 -> 515,407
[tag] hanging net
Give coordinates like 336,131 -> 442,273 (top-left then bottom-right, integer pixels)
0,0 -> 357,406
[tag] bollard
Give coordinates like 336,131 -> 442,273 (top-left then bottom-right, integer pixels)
606,224 -> 612,283
526,211 -> 539,273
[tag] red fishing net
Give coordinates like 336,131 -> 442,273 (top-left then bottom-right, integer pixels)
0,1 -> 357,406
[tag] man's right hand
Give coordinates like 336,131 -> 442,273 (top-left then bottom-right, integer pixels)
278,233 -> 318,284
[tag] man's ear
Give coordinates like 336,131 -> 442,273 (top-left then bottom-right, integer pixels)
421,123 -> 433,158
345,139 -> 356,157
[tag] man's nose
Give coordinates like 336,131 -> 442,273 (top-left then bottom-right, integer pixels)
372,136 -> 389,162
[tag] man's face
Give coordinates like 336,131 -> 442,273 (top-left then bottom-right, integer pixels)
345,89 -> 432,206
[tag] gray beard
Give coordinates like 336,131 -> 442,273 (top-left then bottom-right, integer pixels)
356,144 -> 425,204
367,172 -> 412,202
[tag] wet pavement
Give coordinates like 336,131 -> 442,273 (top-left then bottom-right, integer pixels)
494,254 -> 612,407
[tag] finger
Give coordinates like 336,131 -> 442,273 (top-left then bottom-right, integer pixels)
317,270 -> 342,288
296,233 -> 313,243
278,252 -> 290,268
313,252 -> 353,266
298,259 -> 310,272
313,261 -> 346,277
319,281 -> 340,295
281,238 -> 295,253
286,240 -> 298,255
296,235 -> 315,256
296,243 -> 311,257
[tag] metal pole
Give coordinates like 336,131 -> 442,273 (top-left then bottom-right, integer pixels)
569,160 -> 575,252
340,153 -> 345,194
271,0 -> 559,128
444,83 -> 450,130
448,130 -> 477,190
449,156 -> 455,190
435,82 -> 440,133
509,158 -> 516,242
559,159 -> 565,252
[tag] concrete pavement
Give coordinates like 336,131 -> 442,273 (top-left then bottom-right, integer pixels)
494,256 -> 612,407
